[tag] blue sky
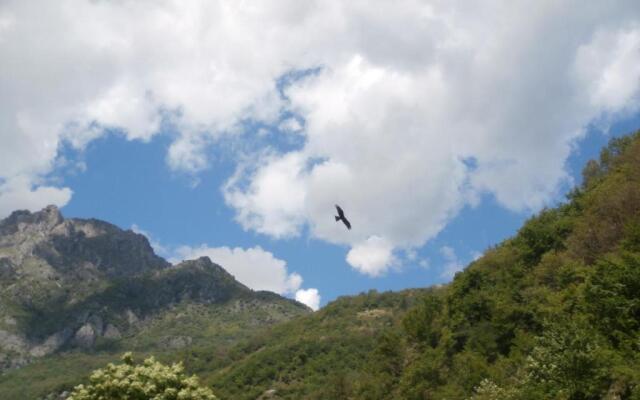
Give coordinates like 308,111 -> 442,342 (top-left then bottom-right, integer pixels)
1,2 -> 640,310
54,112 -> 640,307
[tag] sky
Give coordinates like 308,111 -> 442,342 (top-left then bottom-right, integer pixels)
1,1 -> 640,310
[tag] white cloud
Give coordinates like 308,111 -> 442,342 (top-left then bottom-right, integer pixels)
224,152 -> 308,238
173,244 -> 305,296
1,1 -> 639,274
346,236 -> 396,276
167,134 -> 210,173
278,117 -> 303,133
0,175 -> 72,217
295,288 -> 321,311
0,0 -> 299,216
405,249 -> 418,262
222,2 -> 640,274
439,245 -> 463,279
575,25 -> 640,113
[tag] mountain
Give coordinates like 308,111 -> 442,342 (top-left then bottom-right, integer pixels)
169,130 -> 640,399
0,206 -> 309,375
2,130 -> 640,400
198,131 -> 640,399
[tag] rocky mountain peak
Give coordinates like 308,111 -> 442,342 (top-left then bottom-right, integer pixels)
0,206 -> 311,374
170,256 -> 251,294
39,205 -> 64,226
0,206 -> 170,280
177,256 -> 234,275
0,205 -> 63,236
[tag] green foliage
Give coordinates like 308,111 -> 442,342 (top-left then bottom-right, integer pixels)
568,133 -> 640,263
355,330 -> 405,398
207,289 -> 426,400
394,130 -> 640,399
526,321 -> 613,399
468,379 -> 519,400
68,352 -> 217,400
580,131 -> 638,190
0,285 -> 307,399
585,254 -> 640,347
397,345 -> 449,400
402,290 -> 444,348
0,352 -> 119,400
622,218 -> 640,252
515,207 -> 574,266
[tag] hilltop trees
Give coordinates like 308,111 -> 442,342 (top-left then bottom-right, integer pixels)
394,131 -> 640,399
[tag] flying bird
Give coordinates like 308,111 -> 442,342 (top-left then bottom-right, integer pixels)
335,204 -> 351,230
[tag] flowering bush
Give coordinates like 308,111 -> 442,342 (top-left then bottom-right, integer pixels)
68,353 -> 217,400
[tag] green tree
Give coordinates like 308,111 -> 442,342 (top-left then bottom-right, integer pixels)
516,208 -> 573,266
585,253 -> 640,347
403,292 -> 443,348
468,378 -> 520,400
68,353 -> 217,400
526,322 -> 612,399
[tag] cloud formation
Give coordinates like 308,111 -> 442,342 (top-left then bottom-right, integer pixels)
295,288 -> 321,311
0,175 -> 72,218
223,2 -> 640,275
2,1 -> 640,276
346,236 -> 396,276
439,246 -> 463,279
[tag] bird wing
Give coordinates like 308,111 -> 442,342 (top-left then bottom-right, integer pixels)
335,204 -> 344,218
342,216 -> 351,230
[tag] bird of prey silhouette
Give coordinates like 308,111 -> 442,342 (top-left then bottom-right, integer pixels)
335,205 -> 351,230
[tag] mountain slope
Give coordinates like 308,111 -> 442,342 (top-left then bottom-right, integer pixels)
384,131 -> 640,399
0,207 -> 309,375
183,130 -> 640,399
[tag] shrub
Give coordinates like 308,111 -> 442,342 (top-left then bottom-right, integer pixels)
68,352 -> 217,400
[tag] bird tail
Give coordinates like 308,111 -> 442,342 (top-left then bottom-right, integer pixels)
335,216 -> 340,222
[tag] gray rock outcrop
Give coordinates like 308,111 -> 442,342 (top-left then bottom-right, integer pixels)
0,205 -> 310,374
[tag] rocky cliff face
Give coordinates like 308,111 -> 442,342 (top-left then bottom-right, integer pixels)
0,205 -> 170,279
0,206 -> 309,371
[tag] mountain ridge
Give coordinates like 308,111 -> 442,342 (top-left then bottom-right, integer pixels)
0,206 -> 309,372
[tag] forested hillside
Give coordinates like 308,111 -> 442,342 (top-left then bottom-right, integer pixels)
201,131 -> 640,399
383,130 -> 640,399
